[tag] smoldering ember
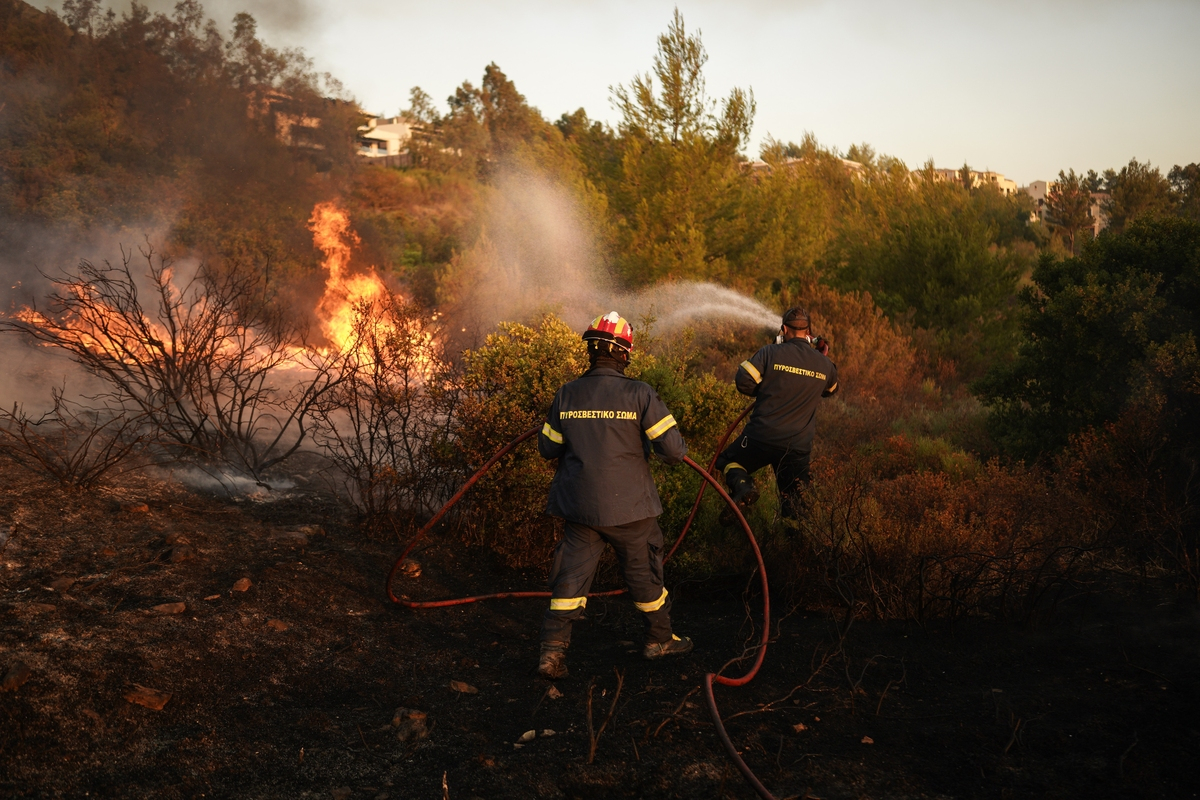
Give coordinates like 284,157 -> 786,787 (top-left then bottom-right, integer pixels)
0,2 -> 1197,799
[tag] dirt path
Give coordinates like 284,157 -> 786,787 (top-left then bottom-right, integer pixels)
1,471 -> 1197,799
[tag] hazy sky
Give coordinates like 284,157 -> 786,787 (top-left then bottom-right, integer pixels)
120,0 -> 1199,185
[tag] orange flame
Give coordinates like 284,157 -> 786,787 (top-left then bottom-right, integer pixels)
308,201 -> 391,353
5,202 -> 438,380
308,201 -> 439,375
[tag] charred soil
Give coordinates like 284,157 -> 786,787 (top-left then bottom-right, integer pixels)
1,467 -> 1197,799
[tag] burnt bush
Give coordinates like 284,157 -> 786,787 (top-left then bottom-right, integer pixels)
788,439 -> 1105,621
310,295 -> 459,535
0,390 -> 143,489
0,245 -> 341,479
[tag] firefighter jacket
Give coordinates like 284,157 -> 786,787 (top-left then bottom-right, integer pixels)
735,337 -> 839,452
538,363 -> 687,527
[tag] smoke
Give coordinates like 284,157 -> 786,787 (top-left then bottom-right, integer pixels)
441,165 -> 779,344
439,166 -> 613,337
100,1 -> 316,36
0,219 -> 178,413
160,466 -> 296,498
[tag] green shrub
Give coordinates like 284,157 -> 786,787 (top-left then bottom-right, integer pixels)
452,313 -> 747,567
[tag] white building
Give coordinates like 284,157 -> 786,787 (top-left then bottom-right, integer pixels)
357,116 -> 413,160
931,168 -> 1019,195
1021,180 -> 1109,235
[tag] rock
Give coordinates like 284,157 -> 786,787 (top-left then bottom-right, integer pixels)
152,602 -> 186,615
391,708 -> 429,742
164,532 -> 189,545
540,729 -> 556,737
449,680 -> 478,695
294,524 -> 324,537
793,722 -> 807,732
49,577 -> 76,593
268,530 -> 309,548
547,685 -> 563,700
331,788 -> 351,800
100,546 -> 117,557
203,594 -> 220,601
167,545 -> 195,563
399,559 -> 421,578
232,578 -> 252,592
861,735 -> 875,745
124,684 -> 171,710
120,502 -> 150,514
1,661 -> 32,692
26,603 -> 55,614
267,619 -> 289,631
517,729 -> 536,743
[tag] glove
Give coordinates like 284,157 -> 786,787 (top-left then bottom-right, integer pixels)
812,336 -> 830,356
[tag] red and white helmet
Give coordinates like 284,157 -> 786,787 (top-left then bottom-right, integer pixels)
583,311 -> 634,353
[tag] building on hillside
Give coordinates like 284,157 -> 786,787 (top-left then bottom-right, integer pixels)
357,116 -> 416,167
930,168 -> 1019,195
744,156 -> 866,178
252,90 -> 326,150
1021,180 -> 1109,235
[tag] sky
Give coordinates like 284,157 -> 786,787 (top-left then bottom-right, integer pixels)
119,0 -> 1199,186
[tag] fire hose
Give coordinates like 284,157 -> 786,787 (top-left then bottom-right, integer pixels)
385,404 -> 781,800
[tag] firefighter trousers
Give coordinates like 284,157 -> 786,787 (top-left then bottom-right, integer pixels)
715,434 -> 812,520
541,517 -> 673,646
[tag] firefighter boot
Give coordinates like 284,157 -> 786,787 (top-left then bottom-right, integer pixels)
720,470 -> 759,526
643,634 -> 694,660
538,642 -> 568,680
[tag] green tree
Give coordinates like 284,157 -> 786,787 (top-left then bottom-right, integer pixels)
825,162 -> 1025,376
1169,162 -> 1200,221
958,163 -> 974,191
565,9 -> 759,286
610,8 -> 755,152
405,86 -> 441,126
1046,169 -> 1093,254
978,216 -> 1200,458
1104,158 -> 1174,232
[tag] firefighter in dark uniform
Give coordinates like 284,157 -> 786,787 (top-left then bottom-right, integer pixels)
716,306 -> 839,522
536,312 -> 693,680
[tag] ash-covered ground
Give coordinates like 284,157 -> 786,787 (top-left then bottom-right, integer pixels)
1,466 -> 1197,799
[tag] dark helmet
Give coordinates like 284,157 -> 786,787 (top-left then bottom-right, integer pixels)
782,306 -> 810,332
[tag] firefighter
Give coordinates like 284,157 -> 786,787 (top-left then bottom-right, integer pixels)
716,306 -> 839,524
536,312 -> 692,680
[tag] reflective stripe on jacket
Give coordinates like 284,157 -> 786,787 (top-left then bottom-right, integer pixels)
538,364 -> 687,527
735,338 -> 839,451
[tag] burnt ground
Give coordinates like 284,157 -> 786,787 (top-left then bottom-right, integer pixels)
1,467 -> 1199,800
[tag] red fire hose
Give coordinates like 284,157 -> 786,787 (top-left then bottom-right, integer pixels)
385,405 -> 780,800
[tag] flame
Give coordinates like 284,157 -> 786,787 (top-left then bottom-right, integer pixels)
13,284 -> 178,363
5,201 -> 439,380
309,201 -> 383,352
308,201 -> 438,375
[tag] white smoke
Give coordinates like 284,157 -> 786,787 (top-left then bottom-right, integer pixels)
444,165 -> 779,340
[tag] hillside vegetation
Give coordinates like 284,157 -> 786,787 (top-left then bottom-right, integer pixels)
1,1 -> 1197,609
